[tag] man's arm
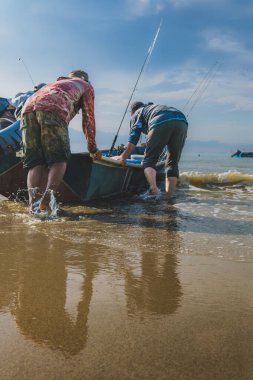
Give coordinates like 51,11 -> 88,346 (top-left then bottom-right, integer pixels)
119,112 -> 143,165
119,142 -> 136,165
81,86 -> 98,154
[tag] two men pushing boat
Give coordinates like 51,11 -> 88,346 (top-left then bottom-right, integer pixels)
20,69 -> 188,213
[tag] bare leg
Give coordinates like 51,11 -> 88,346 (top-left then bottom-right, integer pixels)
27,165 -> 48,212
40,162 -> 67,210
165,177 -> 177,198
144,167 -> 160,195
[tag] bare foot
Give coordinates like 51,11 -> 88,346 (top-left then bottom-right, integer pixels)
149,187 -> 160,196
28,204 -> 34,214
39,190 -> 51,211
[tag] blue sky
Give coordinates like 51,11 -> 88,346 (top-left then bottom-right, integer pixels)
1,0 -> 253,146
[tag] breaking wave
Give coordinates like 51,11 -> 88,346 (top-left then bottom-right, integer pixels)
179,170 -> 253,189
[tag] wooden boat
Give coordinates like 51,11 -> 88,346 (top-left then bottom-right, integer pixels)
0,121 -> 164,203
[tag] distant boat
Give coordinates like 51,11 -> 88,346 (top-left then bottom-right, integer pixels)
0,120 -> 164,202
231,150 -> 253,158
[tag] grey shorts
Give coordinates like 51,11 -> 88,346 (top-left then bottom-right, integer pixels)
143,120 -> 188,178
21,111 -> 71,169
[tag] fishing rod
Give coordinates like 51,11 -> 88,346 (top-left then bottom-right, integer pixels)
183,61 -> 220,117
18,57 -> 36,88
108,19 -> 162,156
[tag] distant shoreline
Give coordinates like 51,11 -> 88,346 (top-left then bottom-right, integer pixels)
69,127 -> 252,154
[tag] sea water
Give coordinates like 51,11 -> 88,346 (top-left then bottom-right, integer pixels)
180,152 -> 253,225
0,152 -> 252,380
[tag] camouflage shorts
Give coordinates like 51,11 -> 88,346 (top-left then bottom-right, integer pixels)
21,111 -> 71,169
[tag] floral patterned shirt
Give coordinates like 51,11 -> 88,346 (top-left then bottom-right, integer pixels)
22,76 -> 97,153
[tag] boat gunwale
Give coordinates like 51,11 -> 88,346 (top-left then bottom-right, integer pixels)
95,155 -> 165,169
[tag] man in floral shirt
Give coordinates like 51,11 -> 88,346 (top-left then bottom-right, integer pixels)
21,69 -> 101,213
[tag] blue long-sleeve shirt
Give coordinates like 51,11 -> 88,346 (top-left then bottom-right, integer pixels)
128,104 -> 188,145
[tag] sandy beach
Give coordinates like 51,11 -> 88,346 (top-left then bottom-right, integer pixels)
0,194 -> 252,380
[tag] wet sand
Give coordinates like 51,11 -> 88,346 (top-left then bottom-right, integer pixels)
0,198 -> 253,380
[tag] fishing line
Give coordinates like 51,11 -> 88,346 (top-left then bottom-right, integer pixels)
18,57 -> 36,87
159,62 -> 219,163
108,19 -> 162,156
186,67 -> 218,117
183,61 -> 220,117
183,61 -> 218,111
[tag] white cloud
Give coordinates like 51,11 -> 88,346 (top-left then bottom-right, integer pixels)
204,30 -> 253,62
92,63 -> 253,135
126,0 -> 166,16
167,0 -> 224,9
217,95 -> 253,111
209,71 -> 253,111
126,0 -> 224,14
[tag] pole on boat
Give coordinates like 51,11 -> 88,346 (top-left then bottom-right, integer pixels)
18,57 -> 36,88
108,19 -> 162,156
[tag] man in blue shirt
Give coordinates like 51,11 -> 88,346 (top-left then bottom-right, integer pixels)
119,101 -> 188,198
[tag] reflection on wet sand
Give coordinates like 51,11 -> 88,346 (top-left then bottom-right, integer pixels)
3,229 -> 98,356
0,200 -> 184,358
124,230 -> 182,316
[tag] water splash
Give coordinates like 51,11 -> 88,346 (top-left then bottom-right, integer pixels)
49,190 -> 60,218
138,189 -> 162,201
32,190 -> 60,220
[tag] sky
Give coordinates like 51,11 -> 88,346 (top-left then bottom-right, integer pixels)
1,0 -> 253,147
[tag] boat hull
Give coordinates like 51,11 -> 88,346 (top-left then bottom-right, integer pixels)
0,121 -> 164,202
0,153 -> 163,203
59,153 -> 163,202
